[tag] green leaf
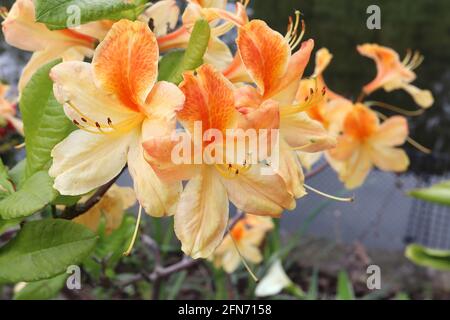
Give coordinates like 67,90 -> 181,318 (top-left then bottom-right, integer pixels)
0,219 -> 98,283
14,273 -> 68,300
158,19 -> 211,84
0,159 -> 14,200
405,244 -> 450,271
52,194 -> 82,207
8,159 -> 26,189
0,171 -> 58,219
20,59 -> 75,179
0,218 -> 21,234
306,268 -> 319,300
409,181 -> 450,206
35,0 -> 141,30
336,271 -> 355,300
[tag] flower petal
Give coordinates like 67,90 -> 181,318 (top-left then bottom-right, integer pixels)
178,64 -> 237,134
143,81 -> 185,122
371,116 -> 408,147
222,164 -> 295,216
281,112 -> 336,152
237,20 -> 290,97
275,140 -> 306,198
339,148 -> 373,189
174,167 -> 229,258
203,36 -> 233,71
50,129 -> 134,195
93,20 -> 158,112
369,146 -> 410,172
51,61 -> 137,125
128,137 -> 181,217
139,0 -> 180,37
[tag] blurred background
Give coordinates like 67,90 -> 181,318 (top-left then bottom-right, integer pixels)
1,0 -> 450,299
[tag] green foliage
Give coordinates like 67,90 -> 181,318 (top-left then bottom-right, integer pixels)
158,19 -> 211,84
13,273 -> 68,300
0,219 -> 98,283
8,159 -> 26,189
0,171 -> 58,219
409,181 -> 450,206
20,59 -> 75,180
34,0 -> 143,30
0,159 -> 14,200
336,271 -> 355,300
83,215 -> 136,279
405,244 -> 450,271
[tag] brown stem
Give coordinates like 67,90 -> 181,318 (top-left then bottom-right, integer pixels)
61,168 -> 125,220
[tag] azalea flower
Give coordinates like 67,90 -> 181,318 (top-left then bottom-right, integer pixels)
255,259 -> 294,297
328,103 -> 410,189
1,0 -> 98,93
295,48 -> 352,170
213,215 -> 273,273
222,18 -> 336,198
143,64 -> 296,258
0,83 -> 23,135
49,20 -> 184,217
357,43 -> 434,108
157,0 -> 248,70
74,185 -> 136,235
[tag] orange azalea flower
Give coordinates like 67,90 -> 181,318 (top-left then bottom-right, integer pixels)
357,43 -> 434,108
223,18 -> 336,198
0,83 -> 22,135
74,185 -> 136,235
49,20 -> 184,217
213,215 -> 274,273
157,0 -> 248,70
295,48 -> 353,170
328,103 -> 410,189
143,64 -> 295,258
1,0 -> 98,92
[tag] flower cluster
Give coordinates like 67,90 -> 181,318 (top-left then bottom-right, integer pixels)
1,0 -> 433,265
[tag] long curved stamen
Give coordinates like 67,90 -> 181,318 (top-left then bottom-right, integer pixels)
123,205 -> 143,256
239,0 -> 250,8
66,100 -> 141,135
14,142 -> 25,149
228,224 -> 259,282
366,101 -> 425,117
285,11 -> 305,51
403,50 -> 424,71
281,79 -> 326,116
375,111 -> 432,154
304,184 -> 354,202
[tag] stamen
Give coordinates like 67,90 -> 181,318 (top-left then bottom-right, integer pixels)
14,142 -> 25,149
366,101 -> 425,117
123,205 -> 143,256
402,49 -> 412,65
407,136 -> 432,154
304,184 -> 354,202
0,7 -> 8,20
228,224 -> 259,282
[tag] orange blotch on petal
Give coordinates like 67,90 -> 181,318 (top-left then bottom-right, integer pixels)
93,20 -> 158,112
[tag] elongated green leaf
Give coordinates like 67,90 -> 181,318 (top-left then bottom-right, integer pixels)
0,219 -> 98,283
0,171 -> 58,219
336,271 -> 355,300
405,244 -> 450,271
158,19 -> 211,84
8,159 -> 26,189
20,59 -> 75,179
14,273 -> 68,300
35,0 -> 141,30
409,181 -> 450,206
0,159 -> 14,200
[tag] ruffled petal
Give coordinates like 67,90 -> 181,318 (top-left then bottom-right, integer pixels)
128,137 -> 181,217
93,20 -> 158,112
50,129 -> 135,195
370,116 -> 408,147
222,164 -> 295,216
174,167 -> 229,258
369,146 -> 410,172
